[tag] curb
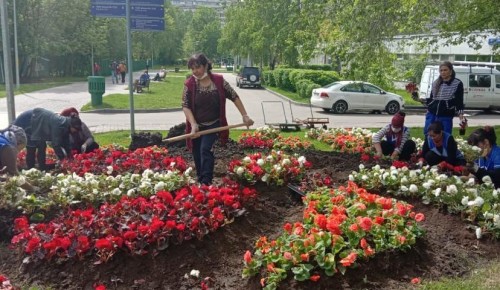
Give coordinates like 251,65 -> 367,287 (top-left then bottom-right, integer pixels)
81,108 -> 183,114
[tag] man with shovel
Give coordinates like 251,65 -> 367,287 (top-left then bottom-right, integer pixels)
182,53 -> 254,185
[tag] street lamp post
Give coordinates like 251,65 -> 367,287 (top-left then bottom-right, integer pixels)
13,0 -> 20,89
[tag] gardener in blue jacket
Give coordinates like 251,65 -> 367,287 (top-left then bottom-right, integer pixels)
421,121 -> 466,166
466,126 -> 500,188
13,108 -> 82,170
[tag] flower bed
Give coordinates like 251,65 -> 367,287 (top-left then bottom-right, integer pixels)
243,181 -> 424,289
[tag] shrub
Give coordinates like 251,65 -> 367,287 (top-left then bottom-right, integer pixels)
296,79 -> 320,99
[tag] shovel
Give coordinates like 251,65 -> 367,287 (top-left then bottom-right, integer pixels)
162,123 -> 248,144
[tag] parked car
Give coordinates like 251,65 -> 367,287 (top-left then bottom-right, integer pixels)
310,81 -> 404,114
236,66 -> 261,88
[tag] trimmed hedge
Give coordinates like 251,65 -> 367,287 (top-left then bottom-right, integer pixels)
296,79 -> 321,99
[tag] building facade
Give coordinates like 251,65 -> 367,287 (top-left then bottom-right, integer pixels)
170,0 -> 237,21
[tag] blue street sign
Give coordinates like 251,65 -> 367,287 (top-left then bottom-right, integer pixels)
131,0 -> 164,5
131,18 -> 165,31
131,6 -> 164,18
91,0 -> 126,4
91,4 -> 126,18
91,0 -> 163,5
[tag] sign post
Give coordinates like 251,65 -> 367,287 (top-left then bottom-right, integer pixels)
91,0 -> 165,134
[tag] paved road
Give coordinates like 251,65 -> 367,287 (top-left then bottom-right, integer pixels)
1,72 -> 499,133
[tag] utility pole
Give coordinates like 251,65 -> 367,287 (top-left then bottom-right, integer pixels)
13,0 -> 20,89
1,0 -> 16,123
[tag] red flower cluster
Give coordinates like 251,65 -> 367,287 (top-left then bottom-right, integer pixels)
58,145 -> 188,176
11,180 -> 257,263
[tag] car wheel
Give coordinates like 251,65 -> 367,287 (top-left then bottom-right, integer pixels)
249,75 -> 257,82
385,101 -> 400,115
332,100 -> 348,114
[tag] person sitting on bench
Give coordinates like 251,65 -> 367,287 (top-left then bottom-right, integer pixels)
153,66 -> 167,81
134,70 -> 150,93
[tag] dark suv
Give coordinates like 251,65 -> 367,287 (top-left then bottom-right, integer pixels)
236,66 -> 261,88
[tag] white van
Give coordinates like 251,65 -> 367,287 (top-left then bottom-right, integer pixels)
419,62 -> 500,109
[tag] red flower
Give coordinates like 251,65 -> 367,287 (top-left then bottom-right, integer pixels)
123,231 -> 137,241
14,216 -> 29,230
95,238 -> 113,250
243,250 -> 252,263
411,277 -> 421,284
340,252 -> 357,267
415,213 -> 425,222
95,284 -> 107,290
156,191 -> 173,205
310,275 -> 320,282
361,154 -> 370,162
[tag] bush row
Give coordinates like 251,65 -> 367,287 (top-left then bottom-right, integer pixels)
262,69 -> 340,99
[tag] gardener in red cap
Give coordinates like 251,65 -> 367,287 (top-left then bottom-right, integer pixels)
372,112 -> 416,161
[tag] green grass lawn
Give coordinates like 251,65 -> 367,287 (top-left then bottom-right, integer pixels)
81,75 -> 186,111
0,77 -> 85,99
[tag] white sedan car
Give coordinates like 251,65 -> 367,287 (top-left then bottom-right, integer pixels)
310,81 -> 404,114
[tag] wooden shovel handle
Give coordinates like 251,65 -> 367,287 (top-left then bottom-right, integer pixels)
162,123 -> 248,143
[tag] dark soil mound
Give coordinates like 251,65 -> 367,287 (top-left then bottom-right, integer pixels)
1,140 -> 499,289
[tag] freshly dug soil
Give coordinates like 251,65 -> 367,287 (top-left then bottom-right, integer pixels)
1,137 -> 499,290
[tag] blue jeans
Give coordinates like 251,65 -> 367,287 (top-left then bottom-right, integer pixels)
192,121 -> 220,185
424,112 -> 453,136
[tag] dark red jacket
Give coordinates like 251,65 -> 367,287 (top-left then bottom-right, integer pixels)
184,73 -> 229,149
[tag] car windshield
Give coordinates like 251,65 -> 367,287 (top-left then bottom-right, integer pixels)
243,67 -> 259,74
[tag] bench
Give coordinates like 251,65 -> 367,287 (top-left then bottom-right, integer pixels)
136,78 -> 151,93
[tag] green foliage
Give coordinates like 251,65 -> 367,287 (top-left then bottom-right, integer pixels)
295,79 -> 320,99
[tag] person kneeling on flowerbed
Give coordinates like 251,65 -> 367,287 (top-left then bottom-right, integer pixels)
0,125 -> 36,191
465,126 -> 500,188
372,112 -> 416,161
420,121 -> 465,169
60,107 -> 99,154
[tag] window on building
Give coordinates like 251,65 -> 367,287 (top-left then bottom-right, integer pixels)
455,55 -> 466,61
440,55 -> 449,61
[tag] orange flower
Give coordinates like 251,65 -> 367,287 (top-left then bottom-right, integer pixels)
340,252 -> 357,267
300,253 -> 309,262
267,263 -> 276,273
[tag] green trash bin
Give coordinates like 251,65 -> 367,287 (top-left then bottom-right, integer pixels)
88,76 -> 105,106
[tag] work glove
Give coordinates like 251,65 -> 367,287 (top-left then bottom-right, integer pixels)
81,144 -> 87,153
242,115 -> 254,128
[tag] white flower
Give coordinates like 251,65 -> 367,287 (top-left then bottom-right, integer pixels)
154,181 -> 165,192
472,146 -> 481,153
243,156 -> 251,163
475,227 -> 482,239
461,196 -> 469,206
438,174 -> 448,181
282,159 -> 291,166
348,174 -> 354,181
359,164 -> 365,170
390,169 -> 398,176
266,155 -> 274,161
373,165 -> 381,171
236,167 -> 245,176
482,175 -> 493,184
400,185 -> 409,192
112,188 -> 121,196
468,197 -> 484,207
400,177 -> 408,184
494,215 -> 500,228
446,185 -> 458,194
433,188 -> 441,197
262,174 -> 269,182
106,166 -> 113,175
466,178 -> 476,186
298,156 -> 307,166
127,189 -> 135,197
409,184 -> 419,193
493,189 -> 498,198
382,172 -> 389,180
466,188 -> 478,196
409,171 -> 417,178
257,159 -> 264,166
184,167 -> 193,176
361,175 -> 368,181
190,269 -> 200,278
